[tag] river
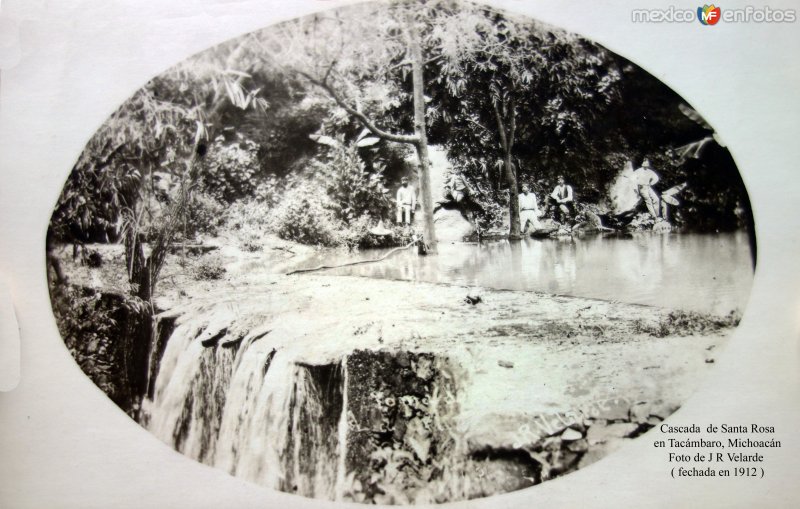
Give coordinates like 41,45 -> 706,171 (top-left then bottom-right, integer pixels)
288,231 -> 754,316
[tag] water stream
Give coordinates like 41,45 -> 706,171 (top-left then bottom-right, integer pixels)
286,232 -> 754,315
142,230 -> 753,502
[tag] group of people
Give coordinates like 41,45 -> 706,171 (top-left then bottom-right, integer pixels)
517,159 -> 665,233
395,158 -> 665,233
516,175 -> 575,233
395,172 -> 484,226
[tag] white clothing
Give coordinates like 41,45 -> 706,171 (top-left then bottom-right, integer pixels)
518,192 -> 539,212
397,205 -> 413,224
519,192 -> 541,230
634,167 -> 661,218
396,185 -> 416,207
551,184 -> 573,203
634,167 -> 659,187
396,184 -> 416,224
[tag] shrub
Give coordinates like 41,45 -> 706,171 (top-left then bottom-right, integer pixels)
633,309 -> 741,338
253,174 -> 283,208
193,252 -> 226,280
223,198 -> 272,232
315,140 -> 391,224
184,191 -> 226,238
239,229 -> 263,252
336,215 -> 411,249
48,283 -> 149,414
271,185 -> 340,247
201,136 -> 261,203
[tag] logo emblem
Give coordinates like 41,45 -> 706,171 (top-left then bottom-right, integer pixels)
698,4 -> 722,25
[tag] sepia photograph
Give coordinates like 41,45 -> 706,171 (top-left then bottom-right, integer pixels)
43,0 -> 756,504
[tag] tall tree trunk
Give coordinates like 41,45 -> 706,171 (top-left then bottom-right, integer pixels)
408,16 -> 437,253
493,101 -> 521,240
504,151 -> 521,240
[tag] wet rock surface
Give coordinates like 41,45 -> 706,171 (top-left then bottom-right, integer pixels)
135,274 -> 731,504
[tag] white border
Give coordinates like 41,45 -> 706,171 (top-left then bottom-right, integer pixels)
0,1 -> 798,507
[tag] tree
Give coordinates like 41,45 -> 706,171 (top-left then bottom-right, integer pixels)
51,37 -> 269,303
255,1 -> 446,252
431,6 -> 621,236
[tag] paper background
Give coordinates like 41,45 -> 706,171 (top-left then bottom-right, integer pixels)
0,0 -> 797,507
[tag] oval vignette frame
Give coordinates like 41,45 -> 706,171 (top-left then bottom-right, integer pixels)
45,0 -> 755,504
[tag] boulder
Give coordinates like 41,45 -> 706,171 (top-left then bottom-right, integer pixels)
433,209 -> 475,242
629,401 -> 652,424
560,428 -> 583,441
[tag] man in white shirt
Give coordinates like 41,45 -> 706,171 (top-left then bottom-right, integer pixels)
518,183 -> 541,233
396,176 -> 416,225
633,159 -> 661,220
549,175 -> 574,223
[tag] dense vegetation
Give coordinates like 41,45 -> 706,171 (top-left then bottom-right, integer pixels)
48,0 -> 753,303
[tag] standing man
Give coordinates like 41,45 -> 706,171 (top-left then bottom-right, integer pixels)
633,159 -> 661,220
518,183 -> 541,234
396,176 -> 416,226
549,175 -> 575,224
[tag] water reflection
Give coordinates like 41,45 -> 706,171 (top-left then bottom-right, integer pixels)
289,232 -> 754,315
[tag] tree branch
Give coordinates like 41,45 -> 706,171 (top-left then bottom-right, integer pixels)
465,116 -> 492,135
301,72 -> 418,145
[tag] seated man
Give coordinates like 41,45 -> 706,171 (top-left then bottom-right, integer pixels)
434,172 -> 485,216
518,183 -> 542,233
548,175 -> 575,224
433,185 -> 455,214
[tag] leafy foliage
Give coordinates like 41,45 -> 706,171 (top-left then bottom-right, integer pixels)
426,6 -> 622,234
193,252 -> 227,281
271,183 -> 340,247
201,136 -> 262,202
314,137 -> 392,225
49,282 -> 150,414
184,191 -> 226,238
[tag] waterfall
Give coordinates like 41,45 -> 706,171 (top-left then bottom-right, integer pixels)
140,306 -> 471,504
142,313 -> 348,499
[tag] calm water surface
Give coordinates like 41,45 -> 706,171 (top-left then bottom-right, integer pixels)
288,232 -> 754,315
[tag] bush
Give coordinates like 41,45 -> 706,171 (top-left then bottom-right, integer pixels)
184,191 -> 226,238
633,310 -> 741,338
253,175 -> 283,208
193,252 -> 226,280
223,198 -> 272,232
48,283 -> 150,414
201,136 -> 261,203
271,185 -> 341,247
239,229 -> 263,252
315,140 -> 391,224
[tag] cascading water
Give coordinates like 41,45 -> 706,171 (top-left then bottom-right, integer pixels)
142,315 -> 349,499
140,304 -> 480,504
